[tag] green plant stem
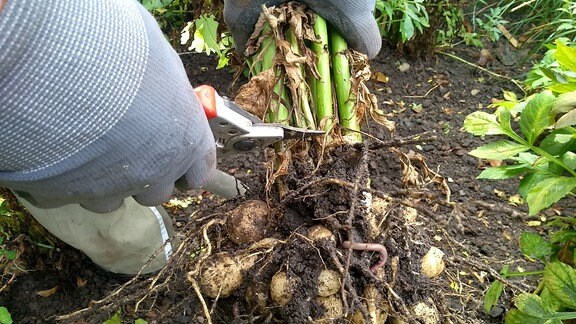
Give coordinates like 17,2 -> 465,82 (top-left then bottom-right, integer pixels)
330,31 -> 361,143
504,270 -> 545,277
504,129 -> 576,178
268,79 -> 291,125
257,25 -> 290,125
260,25 -> 275,73
311,15 -> 334,132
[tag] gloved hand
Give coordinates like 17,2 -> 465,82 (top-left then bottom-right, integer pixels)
224,0 -> 382,59
0,0 -> 216,213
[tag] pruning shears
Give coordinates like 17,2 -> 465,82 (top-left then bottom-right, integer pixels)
194,85 -> 324,158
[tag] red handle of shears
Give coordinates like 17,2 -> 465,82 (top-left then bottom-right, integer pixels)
194,85 -> 218,120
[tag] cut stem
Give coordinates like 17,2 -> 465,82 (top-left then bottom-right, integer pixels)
258,24 -> 290,125
311,15 -> 334,132
331,32 -> 362,143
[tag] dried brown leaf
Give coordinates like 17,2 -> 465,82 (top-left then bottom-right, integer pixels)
265,152 -> 290,193
37,286 -> 59,297
477,49 -> 493,66
391,148 -> 420,187
488,159 -> 503,167
235,69 -> 276,119
391,148 -> 451,201
372,71 -> 389,83
76,277 -> 87,289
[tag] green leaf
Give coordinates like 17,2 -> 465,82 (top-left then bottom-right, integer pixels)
561,151 -> 576,170
104,310 -> 122,324
0,307 -> 12,324
496,106 -> 515,133
0,250 -> 16,261
551,91 -> 576,115
464,111 -> 506,136
549,82 -> 576,94
514,152 -> 539,164
511,294 -> 576,321
469,140 -> 529,160
519,172 -> 548,199
135,319 -> 148,324
505,309 -> 552,324
526,176 -> 576,215
539,129 -> 576,156
514,293 -> 551,318
477,164 -> 529,180
541,287 -> 565,312
543,261 -> 576,308
189,15 -> 222,56
519,91 -> 556,145
503,90 -> 519,102
511,100 -> 529,118
484,279 -> 505,314
520,232 -> 552,260
556,42 -> 576,73
141,0 -> 173,11
401,14 -> 415,41
550,230 -> 576,244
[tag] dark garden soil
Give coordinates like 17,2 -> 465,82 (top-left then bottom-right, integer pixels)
0,43 -> 554,323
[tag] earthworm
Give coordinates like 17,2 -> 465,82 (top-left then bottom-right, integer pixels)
342,241 -> 388,272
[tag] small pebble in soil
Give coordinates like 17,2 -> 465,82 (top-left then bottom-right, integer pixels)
465,157 -> 478,165
422,145 -> 435,152
461,139 -> 474,148
490,306 -> 505,317
455,149 -> 467,156
482,185 -> 493,194
400,120 -> 414,128
398,62 -> 410,72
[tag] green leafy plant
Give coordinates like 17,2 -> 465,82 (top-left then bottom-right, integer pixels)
435,3 -> 467,46
0,307 -> 12,324
180,14 -> 233,69
467,39 -> 576,322
526,38 -> 576,90
104,310 -> 148,324
463,41 -> 576,216
513,0 -> 576,52
475,5 -> 510,43
468,0 -> 575,52
374,0 -> 430,43
141,0 -> 225,46
0,198 -> 17,264
483,223 -> 576,323
140,0 -> 173,11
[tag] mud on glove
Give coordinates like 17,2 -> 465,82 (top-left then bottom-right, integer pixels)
224,0 -> 382,59
0,0 -> 216,213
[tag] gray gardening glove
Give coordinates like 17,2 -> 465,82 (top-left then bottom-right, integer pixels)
0,0 -> 216,213
224,0 -> 382,58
